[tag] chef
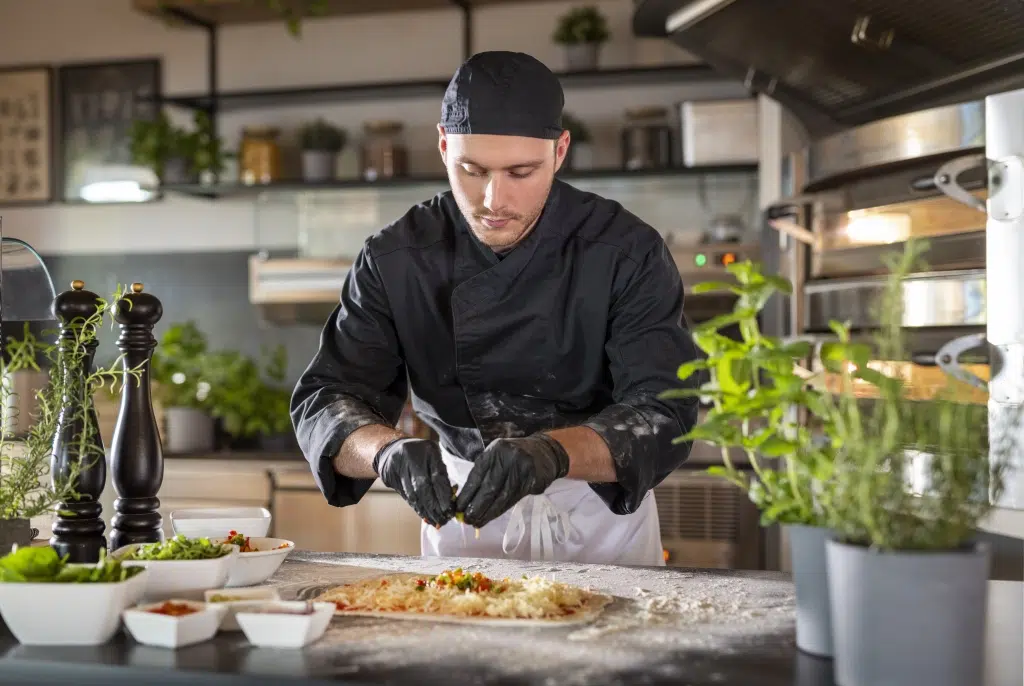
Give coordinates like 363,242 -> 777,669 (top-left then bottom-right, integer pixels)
291,51 -> 699,567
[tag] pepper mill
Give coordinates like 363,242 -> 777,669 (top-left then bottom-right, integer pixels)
108,282 -> 164,550
49,280 -> 107,563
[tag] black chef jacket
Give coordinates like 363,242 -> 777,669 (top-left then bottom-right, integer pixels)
291,178 -> 700,516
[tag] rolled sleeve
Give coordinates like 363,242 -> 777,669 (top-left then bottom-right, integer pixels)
290,244 -> 408,507
584,240 -> 700,514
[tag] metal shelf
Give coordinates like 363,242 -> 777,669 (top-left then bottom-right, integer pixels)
162,164 -> 758,199
156,64 -> 722,112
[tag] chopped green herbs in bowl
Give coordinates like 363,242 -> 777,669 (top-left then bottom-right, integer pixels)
123,534 -> 233,561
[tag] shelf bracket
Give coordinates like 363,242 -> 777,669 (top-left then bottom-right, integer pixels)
156,6 -> 219,139
450,0 -> 473,62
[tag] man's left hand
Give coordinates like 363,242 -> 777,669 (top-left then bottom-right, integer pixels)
455,434 -> 571,528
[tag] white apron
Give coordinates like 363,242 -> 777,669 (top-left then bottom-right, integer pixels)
421,449 -> 666,567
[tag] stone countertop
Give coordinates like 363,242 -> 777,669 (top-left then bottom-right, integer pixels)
0,552 -> 1020,686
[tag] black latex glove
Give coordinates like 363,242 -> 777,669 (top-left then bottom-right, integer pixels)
455,434 -> 571,528
373,438 -> 454,528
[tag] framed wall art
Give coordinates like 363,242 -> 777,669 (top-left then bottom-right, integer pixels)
57,58 -> 162,203
0,66 -> 54,206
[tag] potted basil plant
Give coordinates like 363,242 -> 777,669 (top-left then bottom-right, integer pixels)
819,240 -> 1014,686
660,259 -> 852,657
150,321 -> 215,454
553,6 -> 610,71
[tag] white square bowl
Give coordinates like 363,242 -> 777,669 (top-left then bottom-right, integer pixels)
0,568 -> 149,646
112,543 -> 239,601
235,601 -> 335,648
213,537 -> 294,588
122,599 -> 227,649
170,507 -> 271,539
204,587 -> 281,631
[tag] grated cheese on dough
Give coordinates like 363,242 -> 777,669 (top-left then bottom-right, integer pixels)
317,568 -> 602,620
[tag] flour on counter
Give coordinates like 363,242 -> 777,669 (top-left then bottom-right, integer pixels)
260,553 -> 796,684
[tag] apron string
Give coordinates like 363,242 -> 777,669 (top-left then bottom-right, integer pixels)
501,495 -> 580,561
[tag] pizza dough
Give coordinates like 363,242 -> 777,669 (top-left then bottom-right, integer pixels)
315,569 -> 612,627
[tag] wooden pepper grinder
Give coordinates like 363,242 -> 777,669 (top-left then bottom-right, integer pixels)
49,280 -> 107,563
108,282 -> 164,550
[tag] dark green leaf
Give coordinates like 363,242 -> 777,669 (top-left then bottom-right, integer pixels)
759,436 -> 799,457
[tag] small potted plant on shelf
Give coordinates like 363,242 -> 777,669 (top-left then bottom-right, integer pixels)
190,110 -> 227,185
150,321 -> 216,455
130,112 -> 192,185
561,112 -> 594,172
660,259 -> 848,658
553,5 -> 610,71
299,118 -> 346,183
818,240 -> 1011,686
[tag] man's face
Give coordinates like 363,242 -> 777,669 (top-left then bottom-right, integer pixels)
439,127 -> 569,250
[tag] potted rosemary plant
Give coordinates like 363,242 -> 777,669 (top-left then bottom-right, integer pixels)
0,288 -> 137,551
299,118 -> 346,182
660,259 -> 851,657
819,241 -> 1010,686
553,6 -> 610,71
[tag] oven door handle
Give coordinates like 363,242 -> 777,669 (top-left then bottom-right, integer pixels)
934,153 -> 987,213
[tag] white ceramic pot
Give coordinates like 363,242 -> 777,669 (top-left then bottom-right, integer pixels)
0,569 -> 149,646
204,587 -> 281,631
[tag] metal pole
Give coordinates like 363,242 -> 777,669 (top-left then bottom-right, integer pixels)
984,87 -> 1024,510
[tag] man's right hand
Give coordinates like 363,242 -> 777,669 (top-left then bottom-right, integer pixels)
372,438 -> 454,528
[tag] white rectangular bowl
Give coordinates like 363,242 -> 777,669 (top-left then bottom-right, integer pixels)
112,544 -> 240,601
0,569 -> 149,646
204,587 -> 281,631
123,600 -> 227,649
235,601 -> 335,648
170,507 -> 271,539
214,537 -> 295,588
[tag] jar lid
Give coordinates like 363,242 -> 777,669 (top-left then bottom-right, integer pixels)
624,106 -> 668,120
364,120 -> 404,133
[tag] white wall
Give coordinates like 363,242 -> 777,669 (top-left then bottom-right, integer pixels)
0,0 -> 749,256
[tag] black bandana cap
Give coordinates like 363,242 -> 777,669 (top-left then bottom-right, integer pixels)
440,51 -> 564,140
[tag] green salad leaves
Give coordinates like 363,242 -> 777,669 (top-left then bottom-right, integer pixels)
125,534 -> 231,561
0,546 -> 144,583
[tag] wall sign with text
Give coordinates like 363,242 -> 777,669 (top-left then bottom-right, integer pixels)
57,58 -> 161,202
0,66 -> 53,205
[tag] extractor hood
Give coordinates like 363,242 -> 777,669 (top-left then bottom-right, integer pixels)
633,0 -> 1024,137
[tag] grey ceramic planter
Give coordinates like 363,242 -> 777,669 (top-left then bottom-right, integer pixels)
0,519 -> 37,554
786,524 -> 833,657
827,538 -> 989,686
163,407 -> 215,454
301,150 -> 337,182
564,43 -> 600,71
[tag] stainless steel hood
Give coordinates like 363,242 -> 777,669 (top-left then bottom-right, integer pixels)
633,0 -> 1024,137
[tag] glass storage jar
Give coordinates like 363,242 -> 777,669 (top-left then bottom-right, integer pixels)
239,127 -> 282,185
361,120 -> 408,181
621,106 -> 673,170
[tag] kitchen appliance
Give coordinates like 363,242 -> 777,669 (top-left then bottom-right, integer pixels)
762,102 -> 989,402
634,0 -> 1024,138
679,98 -> 760,167
621,106 -> 674,170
